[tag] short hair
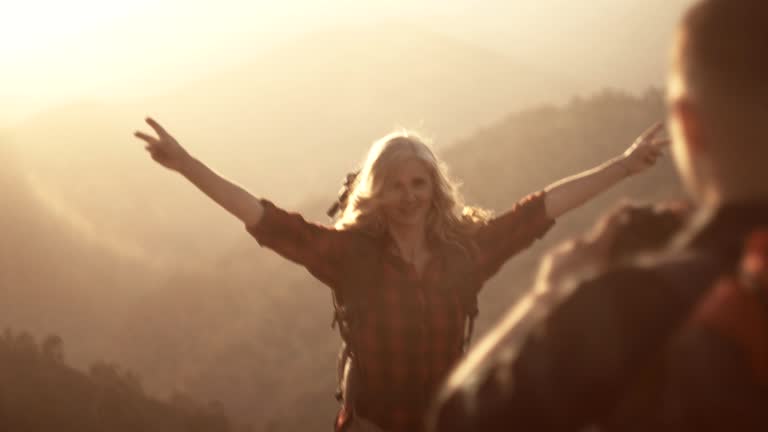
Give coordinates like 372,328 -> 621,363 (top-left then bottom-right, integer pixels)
677,0 -> 768,113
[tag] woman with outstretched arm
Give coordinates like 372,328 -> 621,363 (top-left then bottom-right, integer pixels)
134,118 -> 666,432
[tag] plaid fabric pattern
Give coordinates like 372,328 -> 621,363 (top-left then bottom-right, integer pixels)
247,192 -> 554,432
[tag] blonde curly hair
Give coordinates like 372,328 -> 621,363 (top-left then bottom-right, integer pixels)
335,130 -> 491,249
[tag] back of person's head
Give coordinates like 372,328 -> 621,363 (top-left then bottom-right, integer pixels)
667,0 -> 768,205
334,130 -> 488,243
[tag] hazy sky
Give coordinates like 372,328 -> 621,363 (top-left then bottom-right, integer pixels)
1,0 -> 694,128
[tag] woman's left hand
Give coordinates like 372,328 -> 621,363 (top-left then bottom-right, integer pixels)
620,122 -> 669,176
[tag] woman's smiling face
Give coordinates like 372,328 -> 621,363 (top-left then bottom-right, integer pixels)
380,157 -> 434,228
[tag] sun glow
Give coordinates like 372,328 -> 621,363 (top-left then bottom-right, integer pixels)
3,1 -> 153,52
1,1 -> 154,126
0,0 -> 321,126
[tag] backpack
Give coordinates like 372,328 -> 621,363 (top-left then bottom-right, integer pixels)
609,228 -> 768,430
686,228 -> 768,381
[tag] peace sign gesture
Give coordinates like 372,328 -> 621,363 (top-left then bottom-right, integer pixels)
134,117 -> 191,172
620,122 -> 669,176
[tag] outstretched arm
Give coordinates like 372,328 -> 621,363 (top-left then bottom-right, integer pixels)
133,117 -> 264,226
543,123 -> 668,219
134,117 -> 348,288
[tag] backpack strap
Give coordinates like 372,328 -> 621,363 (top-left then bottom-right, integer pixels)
331,289 -> 353,402
741,229 -> 768,309
461,291 -> 479,352
331,234 -> 383,431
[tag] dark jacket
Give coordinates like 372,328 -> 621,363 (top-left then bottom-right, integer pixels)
429,202 -> 768,432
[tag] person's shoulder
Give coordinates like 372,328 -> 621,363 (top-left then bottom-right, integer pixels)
599,198 -> 695,260
334,227 -> 385,261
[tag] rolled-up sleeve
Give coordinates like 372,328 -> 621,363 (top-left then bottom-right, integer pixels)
473,191 -> 556,282
246,199 -> 346,288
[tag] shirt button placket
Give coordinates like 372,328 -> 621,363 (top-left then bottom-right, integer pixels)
415,280 -> 430,396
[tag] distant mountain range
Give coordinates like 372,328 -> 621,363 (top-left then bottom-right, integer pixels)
0,140 -> 168,367
0,330 -> 232,432
9,26 -> 575,259
428,0 -> 694,92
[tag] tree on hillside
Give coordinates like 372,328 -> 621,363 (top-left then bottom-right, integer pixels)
0,329 -> 232,432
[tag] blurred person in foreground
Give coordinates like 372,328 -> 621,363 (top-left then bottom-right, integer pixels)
132,81 -> 665,432
429,0 -> 768,431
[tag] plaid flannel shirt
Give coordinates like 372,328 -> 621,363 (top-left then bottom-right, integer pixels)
247,191 -> 554,432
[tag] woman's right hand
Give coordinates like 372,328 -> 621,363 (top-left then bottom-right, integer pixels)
134,117 -> 192,173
